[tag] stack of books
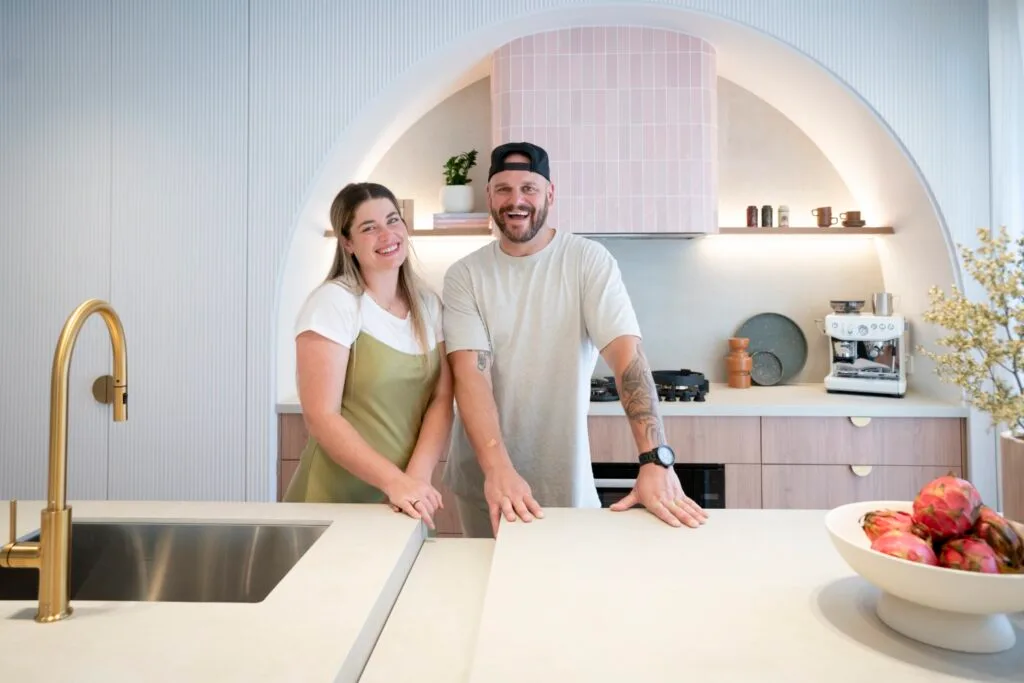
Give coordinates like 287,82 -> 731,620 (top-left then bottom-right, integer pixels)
429,212 -> 492,235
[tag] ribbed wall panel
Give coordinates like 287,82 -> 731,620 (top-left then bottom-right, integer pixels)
0,0 -> 113,500
107,0 -> 249,500
989,0 -> 1024,238
1,0 -> 993,502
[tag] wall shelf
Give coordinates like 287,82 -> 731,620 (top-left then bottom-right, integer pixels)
323,227 -> 492,238
717,227 -> 894,235
323,226 -> 892,237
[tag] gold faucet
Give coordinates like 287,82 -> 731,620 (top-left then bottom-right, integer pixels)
1,299 -> 127,623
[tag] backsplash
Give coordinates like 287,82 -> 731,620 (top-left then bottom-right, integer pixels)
409,232 -> 883,384
370,75 -> 855,231
375,67 -> 867,385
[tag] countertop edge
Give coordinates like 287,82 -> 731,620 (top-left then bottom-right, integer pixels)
276,384 -> 969,418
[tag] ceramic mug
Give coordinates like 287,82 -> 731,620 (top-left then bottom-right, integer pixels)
812,207 -> 837,227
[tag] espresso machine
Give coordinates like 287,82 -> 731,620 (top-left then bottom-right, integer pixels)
823,297 -> 908,397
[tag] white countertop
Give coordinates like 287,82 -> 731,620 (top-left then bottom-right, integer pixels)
0,500 -> 425,683
360,538 -> 494,683
4,503 -> 1018,681
277,383 -> 967,418
466,508 -> 1023,682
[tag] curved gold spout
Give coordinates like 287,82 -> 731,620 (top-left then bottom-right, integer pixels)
48,299 -> 128,510
1,298 -> 127,623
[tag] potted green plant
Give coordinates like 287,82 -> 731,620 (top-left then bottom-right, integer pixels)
919,225 -> 1024,520
440,149 -> 478,213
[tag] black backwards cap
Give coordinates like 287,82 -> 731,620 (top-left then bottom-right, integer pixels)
488,141 -> 551,181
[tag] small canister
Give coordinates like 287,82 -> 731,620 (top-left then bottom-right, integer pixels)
746,205 -> 758,228
761,204 -> 773,228
778,205 -> 790,228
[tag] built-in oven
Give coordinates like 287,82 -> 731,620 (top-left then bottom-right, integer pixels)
592,462 -> 726,509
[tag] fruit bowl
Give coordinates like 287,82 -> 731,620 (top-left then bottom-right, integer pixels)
825,499 -> 1024,654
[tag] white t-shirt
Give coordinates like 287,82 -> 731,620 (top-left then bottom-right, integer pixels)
295,281 -> 444,353
441,228 -> 641,508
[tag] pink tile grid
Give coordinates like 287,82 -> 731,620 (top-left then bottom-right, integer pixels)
491,27 -> 718,233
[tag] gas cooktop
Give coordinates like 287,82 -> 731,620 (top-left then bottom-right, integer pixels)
591,369 -> 710,403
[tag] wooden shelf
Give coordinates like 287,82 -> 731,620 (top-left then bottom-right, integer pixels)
717,227 -> 894,235
324,226 -> 892,237
323,227 -> 492,238
412,227 -> 492,236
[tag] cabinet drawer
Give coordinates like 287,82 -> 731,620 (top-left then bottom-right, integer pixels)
761,464 -> 962,509
588,416 -> 760,464
761,417 -> 963,467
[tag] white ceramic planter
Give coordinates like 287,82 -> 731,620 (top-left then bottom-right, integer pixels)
440,184 -> 474,213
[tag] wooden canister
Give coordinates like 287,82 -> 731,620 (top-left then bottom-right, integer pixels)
726,337 -> 753,389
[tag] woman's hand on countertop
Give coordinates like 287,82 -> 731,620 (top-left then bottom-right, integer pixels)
385,472 -> 443,530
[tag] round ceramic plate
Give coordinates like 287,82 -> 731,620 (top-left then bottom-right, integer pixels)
734,312 -> 808,384
750,350 -> 783,386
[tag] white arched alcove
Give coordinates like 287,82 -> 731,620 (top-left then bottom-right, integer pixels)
274,4 -> 998,504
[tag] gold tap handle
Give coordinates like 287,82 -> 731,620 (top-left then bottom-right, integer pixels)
8,499 -> 15,544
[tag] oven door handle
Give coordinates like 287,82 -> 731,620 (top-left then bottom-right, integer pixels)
594,478 -> 637,488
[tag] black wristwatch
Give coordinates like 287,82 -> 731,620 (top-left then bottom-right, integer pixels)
638,444 -> 675,468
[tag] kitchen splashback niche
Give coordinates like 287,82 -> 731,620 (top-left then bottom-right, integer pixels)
490,27 -> 718,235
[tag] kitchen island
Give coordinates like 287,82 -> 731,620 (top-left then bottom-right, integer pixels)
3,503 -> 1018,682
465,508 -> 1023,682
0,500 -> 429,682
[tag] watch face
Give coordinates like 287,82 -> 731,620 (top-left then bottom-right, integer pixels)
657,445 -> 675,466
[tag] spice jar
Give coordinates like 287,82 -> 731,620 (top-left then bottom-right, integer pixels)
746,206 -> 758,227
778,205 -> 790,228
761,205 -> 773,228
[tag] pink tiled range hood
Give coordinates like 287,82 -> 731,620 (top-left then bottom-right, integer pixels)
490,27 -> 718,236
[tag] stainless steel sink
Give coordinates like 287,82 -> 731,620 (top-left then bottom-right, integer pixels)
0,520 -> 327,603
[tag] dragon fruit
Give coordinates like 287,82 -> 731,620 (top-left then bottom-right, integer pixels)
937,537 -> 1000,573
870,530 -> 938,565
911,475 -> 983,540
970,506 -> 1024,573
861,509 -> 931,543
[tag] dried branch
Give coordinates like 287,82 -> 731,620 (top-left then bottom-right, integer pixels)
918,225 -> 1024,437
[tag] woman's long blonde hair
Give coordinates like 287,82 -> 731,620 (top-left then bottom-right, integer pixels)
325,182 -> 432,363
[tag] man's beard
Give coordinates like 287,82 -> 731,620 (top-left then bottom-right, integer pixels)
491,200 -> 548,244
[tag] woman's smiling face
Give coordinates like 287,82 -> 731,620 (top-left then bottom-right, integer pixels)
343,197 -> 409,272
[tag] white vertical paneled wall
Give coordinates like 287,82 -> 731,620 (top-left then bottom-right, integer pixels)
0,0 -> 995,502
0,0 -> 113,500
989,0 -> 1024,237
107,0 -> 248,499
988,0 -> 1024,508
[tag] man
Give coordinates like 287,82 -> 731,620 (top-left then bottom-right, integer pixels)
441,141 -> 708,538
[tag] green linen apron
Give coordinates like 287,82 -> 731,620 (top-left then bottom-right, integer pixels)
283,330 -> 440,503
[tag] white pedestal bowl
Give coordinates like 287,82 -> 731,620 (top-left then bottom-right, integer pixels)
825,500 -> 1024,654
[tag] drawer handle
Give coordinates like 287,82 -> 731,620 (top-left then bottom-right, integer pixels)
849,416 -> 871,428
850,465 -> 873,477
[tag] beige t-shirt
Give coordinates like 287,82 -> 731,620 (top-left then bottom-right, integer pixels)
441,228 -> 642,508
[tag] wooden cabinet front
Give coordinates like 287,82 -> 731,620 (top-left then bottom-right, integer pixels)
762,464 -> 963,509
761,417 -> 964,468
588,415 -> 760,464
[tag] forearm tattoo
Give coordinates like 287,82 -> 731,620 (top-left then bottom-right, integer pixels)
476,350 -> 492,372
619,344 -> 666,447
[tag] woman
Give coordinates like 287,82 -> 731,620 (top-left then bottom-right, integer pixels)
283,182 -> 453,530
